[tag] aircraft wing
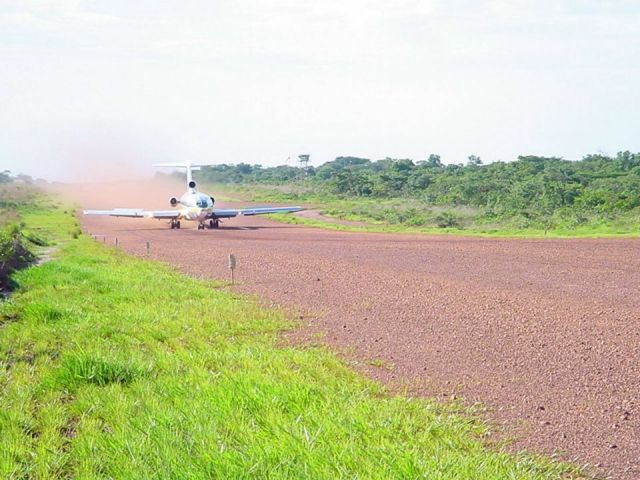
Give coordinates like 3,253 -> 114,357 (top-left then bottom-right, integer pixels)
210,209 -> 241,219
210,206 -> 303,219
238,206 -> 304,216
83,209 -> 180,219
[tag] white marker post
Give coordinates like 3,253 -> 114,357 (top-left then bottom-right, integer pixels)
228,254 -> 236,285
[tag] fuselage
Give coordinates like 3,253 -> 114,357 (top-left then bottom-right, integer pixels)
177,188 -> 215,221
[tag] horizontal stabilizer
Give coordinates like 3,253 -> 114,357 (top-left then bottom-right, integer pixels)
153,162 -> 214,184
152,163 -> 210,168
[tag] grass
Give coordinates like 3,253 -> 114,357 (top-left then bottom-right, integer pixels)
212,183 -> 640,238
0,200 -> 584,479
1,187 -> 69,291
268,211 -> 640,238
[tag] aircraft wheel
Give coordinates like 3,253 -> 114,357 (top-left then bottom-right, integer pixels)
176,221 -> 181,229
213,220 -> 220,229
170,220 -> 175,229
209,219 -> 215,229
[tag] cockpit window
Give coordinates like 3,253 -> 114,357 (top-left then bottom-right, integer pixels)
196,195 -> 210,208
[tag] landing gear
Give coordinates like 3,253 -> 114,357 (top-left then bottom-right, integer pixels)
170,220 -> 181,229
196,219 -> 219,230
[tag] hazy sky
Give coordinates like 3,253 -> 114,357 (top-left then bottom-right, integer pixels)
1,0 -> 639,181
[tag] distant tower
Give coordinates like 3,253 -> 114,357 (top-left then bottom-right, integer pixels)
297,154 -> 310,180
298,154 -> 310,170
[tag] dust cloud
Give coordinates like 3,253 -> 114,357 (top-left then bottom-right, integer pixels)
58,127 -> 177,182
47,174 -> 187,211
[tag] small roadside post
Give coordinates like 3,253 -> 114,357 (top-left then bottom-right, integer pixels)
228,254 -> 236,285
146,241 -> 150,256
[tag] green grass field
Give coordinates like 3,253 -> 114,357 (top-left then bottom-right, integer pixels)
0,201 -> 583,478
268,210 -> 640,238
213,183 -> 640,238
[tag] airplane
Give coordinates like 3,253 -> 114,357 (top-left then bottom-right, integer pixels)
83,163 -> 304,230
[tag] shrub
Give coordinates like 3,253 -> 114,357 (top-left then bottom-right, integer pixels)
434,211 -> 459,228
0,225 -> 35,290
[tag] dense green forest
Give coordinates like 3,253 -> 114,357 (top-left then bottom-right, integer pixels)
197,152 -> 640,234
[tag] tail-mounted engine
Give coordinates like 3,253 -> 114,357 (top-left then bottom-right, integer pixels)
170,197 -> 178,206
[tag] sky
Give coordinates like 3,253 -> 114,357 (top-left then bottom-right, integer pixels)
1,0 -> 639,181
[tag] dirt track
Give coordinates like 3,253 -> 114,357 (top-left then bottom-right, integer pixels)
73,183 -> 639,479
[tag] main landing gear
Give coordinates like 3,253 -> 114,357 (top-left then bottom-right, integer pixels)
198,219 -> 220,230
170,219 -> 181,229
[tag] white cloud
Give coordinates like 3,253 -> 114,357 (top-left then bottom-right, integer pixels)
0,11 -> 57,30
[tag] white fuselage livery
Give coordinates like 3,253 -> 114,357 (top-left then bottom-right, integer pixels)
177,188 -> 215,222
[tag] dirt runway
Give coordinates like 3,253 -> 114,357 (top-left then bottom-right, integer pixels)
73,183 -> 639,479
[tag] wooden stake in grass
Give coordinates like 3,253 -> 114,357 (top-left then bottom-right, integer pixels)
228,253 -> 236,284
146,241 -> 150,256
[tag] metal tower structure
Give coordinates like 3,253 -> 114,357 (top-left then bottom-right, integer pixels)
298,154 -> 310,170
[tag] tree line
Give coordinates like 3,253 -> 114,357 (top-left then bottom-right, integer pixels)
198,152 -> 640,220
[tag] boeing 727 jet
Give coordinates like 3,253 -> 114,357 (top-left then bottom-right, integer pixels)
84,163 -> 303,230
